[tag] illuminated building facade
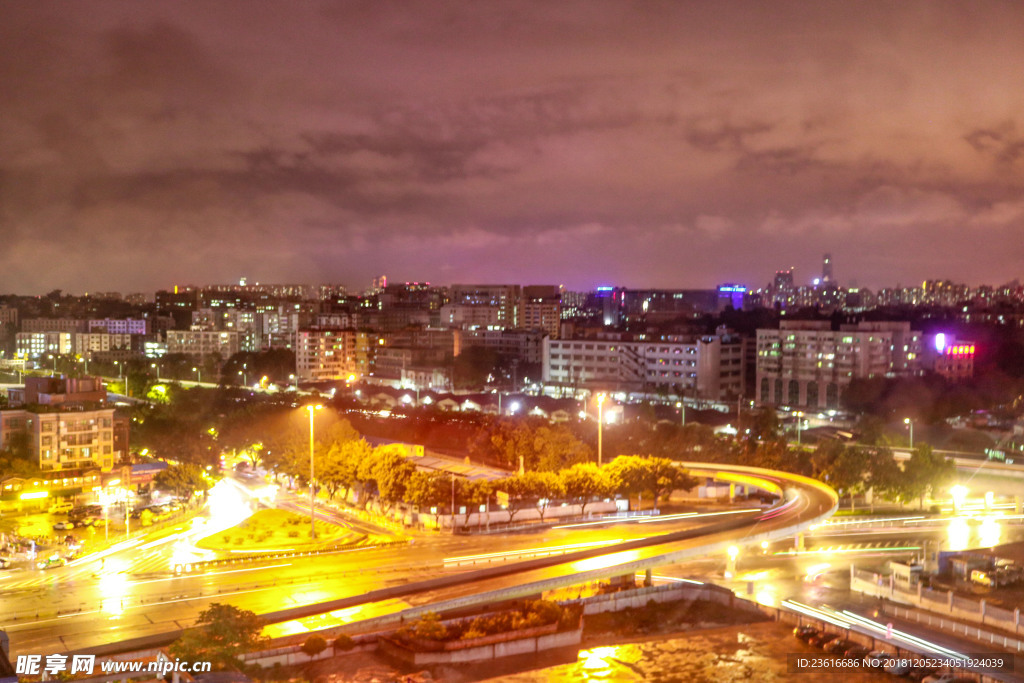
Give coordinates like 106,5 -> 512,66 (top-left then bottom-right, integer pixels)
756,320 -> 922,409
542,331 -> 745,398
295,327 -> 356,381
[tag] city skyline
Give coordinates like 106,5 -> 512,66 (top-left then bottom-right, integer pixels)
3,2 -> 1024,294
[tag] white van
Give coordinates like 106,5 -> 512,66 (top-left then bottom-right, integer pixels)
48,500 -> 74,515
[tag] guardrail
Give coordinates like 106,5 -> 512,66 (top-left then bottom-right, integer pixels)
173,538 -> 410,574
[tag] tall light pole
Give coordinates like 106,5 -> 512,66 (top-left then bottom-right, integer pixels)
193,366 -> 201,383
151,362 -> 160,381
597,393 -> 606,467
795,411 -> 804,445
904,417 -> 914,449
676,400 -> 685,428
307,404 -> 322,539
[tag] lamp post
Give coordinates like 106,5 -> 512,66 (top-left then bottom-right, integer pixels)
151,362 -> 160,381
307,404 -> 322,538
49,354 -> 57,375
904,417 -> 914,449
597,393 -> 606,467
676,400 -> 685,428
193,366 -> 201,384
795,411 -> 804,445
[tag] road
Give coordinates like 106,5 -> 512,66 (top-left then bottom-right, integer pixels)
1,462 -> 831,653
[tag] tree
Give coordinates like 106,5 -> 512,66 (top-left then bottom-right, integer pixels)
560,463 -> 610,517
749,407 -> 782,442
370,445 -> 416,514
405,470 -> 451,527
169,603 -> 267,672
647,458 -> 697,503
822,447 -> 871,510
455,478 -> 492,528
607,456 -> 656,509
300,635 -> 327,658
902,444 -> 956,509
520,471 -> 564,522
865,446 -> 902,510
154,463 -> 209,500
496,475 -> 531,524
319,437 -> 371,502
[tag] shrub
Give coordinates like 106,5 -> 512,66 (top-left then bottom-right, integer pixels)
287,530 -> 299,538
413,612 -> 447,641
300,635 -> 327,658
333,634 -> 355,652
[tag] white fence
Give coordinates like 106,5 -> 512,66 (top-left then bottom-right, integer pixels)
850,565 -> 1024,649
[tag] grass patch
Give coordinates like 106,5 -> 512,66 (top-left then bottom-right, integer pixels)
195,508 -> 361,551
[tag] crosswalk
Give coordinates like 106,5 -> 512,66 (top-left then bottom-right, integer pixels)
0,551 -> 176,591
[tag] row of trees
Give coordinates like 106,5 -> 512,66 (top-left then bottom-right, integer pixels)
406,455 -> 697,527
131,386 -> 956,515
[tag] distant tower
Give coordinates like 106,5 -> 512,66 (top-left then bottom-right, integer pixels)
822,254 -> 833,284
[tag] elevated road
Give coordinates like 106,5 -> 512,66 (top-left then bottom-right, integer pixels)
3,462 -> 836,655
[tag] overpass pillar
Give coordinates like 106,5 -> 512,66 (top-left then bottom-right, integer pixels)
644,568 -> 653,587
611,574 -> 635,588
794,533 -> 805,552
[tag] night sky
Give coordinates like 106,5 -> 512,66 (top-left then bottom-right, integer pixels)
3,2 -> 1023,294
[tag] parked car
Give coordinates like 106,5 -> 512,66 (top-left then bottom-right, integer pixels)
52,521 -> 74,530
808,632 -> 840,648
864,651 -> 892,668
844,645 -> 870,660
884,657 -> 911,675
0,557 -> 12,569
793,625 -> 820,641
906,664 -> 937,681
922,673 -> 972,683
823,638 -> 853,654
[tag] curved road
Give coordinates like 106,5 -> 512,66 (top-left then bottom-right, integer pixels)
1,462 -> 836,655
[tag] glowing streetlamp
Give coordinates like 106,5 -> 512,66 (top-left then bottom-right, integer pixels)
726,545 -> 739,577
597,393 -> 606,467
151,362 -> 161,381
676,400 -> 686,428
904,417 -> 914,449
306,404 -> 322,539
950,484 -> 968,513
795,411 -> 804,445
193,366 -> 201,383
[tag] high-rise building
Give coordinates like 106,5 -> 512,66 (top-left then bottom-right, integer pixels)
756,320 -> 921,409
822,253 -> 834,284
542,331 -> 746,398
519,285 -> 561,338
449,284 -> 521,327
295,328 -> 356,382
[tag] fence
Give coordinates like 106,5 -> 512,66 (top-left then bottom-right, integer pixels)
850,565 -> 1024,641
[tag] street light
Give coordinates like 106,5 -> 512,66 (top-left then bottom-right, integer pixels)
795,411 -> 804,445
193,367 -> 201,384
597,393 -> 606,467
306,404 -> 322,539
904,417 -> 914,449
151,362 -> 160,381
676,400 -> 686,428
